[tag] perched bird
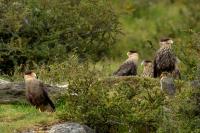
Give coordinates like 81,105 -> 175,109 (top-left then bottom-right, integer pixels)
172,58 -> 181,79
160,72 -> 176,96
153,38 -> 177,78
141,60 -> 153,78
24,70 -> 55,112
113,50 -> 139,76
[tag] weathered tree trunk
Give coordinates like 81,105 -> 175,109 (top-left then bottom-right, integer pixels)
0,79 -> 66,104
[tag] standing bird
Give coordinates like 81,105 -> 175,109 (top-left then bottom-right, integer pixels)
153,38 -> 177,78
172,58 -> 181,79
160,72 -> 176,96
141,60 -> 153,78
113,50 -> 139,76
24,71 -> 55,112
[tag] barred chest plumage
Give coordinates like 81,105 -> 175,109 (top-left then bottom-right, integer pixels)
142,65 -> 153,77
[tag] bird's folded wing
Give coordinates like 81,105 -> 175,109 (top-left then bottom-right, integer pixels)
113,62 -> 136,76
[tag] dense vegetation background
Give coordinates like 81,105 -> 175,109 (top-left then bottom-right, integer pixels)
0,0 -> 200,132
1,0 -> 200,79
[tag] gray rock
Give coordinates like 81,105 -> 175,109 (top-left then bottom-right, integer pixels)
190,80 -> 200,88
160,76 -> 176,96
48,123 -> 95,133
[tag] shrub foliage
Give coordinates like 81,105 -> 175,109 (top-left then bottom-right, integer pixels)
0,0 -> 120,75
44,57 -> 200,133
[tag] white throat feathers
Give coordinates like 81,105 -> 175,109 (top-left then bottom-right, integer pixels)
24,72 -> 37,81
160,39 -> 173,49
127,53 -> 139,65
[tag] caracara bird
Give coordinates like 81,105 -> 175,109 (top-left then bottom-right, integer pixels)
24,71 -> 55,112
160,72 -> 176,96
113,50 -> 139,76
153,38 -> 177,78
141,60 -> 153,78
172,58 -> 181,79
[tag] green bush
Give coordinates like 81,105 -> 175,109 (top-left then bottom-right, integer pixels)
0,0 -> 120,75
44,57 -> 199,133
174,31 -> 200,80
9,55 -> 200,132
111,0 -> 200,80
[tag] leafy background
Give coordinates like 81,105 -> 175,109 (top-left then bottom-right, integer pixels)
0,0 -> 200,132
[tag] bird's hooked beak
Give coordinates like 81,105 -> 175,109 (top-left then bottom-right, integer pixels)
168,39 -> 173,44
31,72 -> 37,78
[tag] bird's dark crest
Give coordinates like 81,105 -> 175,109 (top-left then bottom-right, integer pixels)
160,38 -> 171,42
128,50 -> 138,53
144,60 -> 152,63
24,70 -> 33,75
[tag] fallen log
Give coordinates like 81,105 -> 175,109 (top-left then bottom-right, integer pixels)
1,76 -> 196,104
0,79 -> 67,104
